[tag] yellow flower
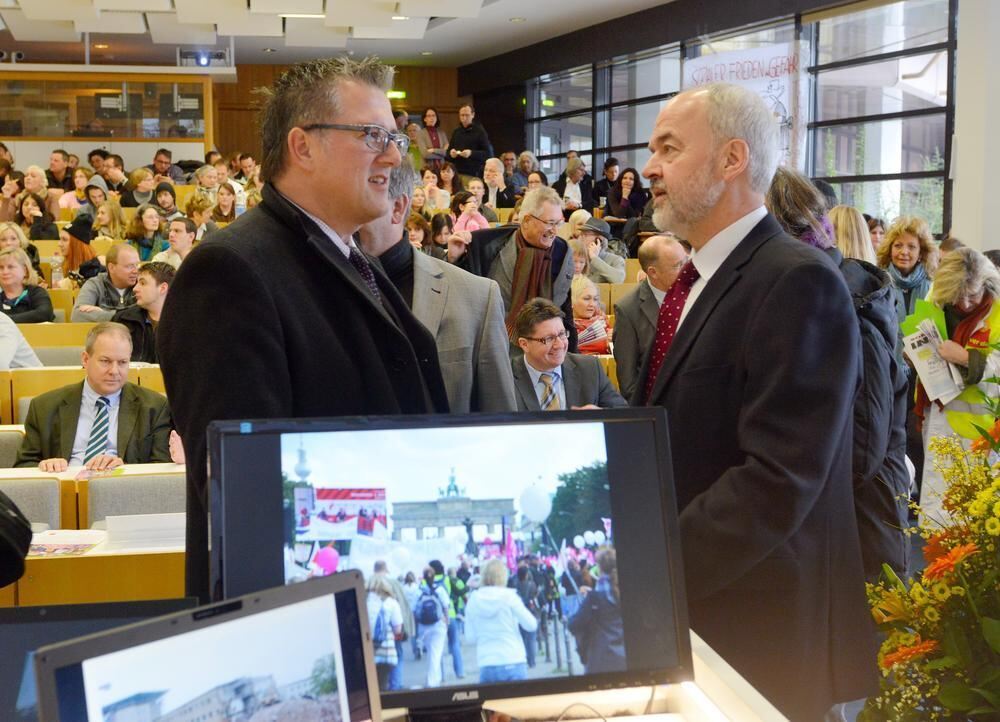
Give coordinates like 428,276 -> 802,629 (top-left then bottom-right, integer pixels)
910,583 -> 929,605
993,500 -> 1000,517
970,500 -> 988,517
931,582 -> 952,601
952,586 -> 966,597
987,517 -> 1000,536
924,606 -> 941,623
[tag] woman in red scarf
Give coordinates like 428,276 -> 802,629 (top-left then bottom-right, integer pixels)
572,275 -> 611,355
916,247 -> 1000,521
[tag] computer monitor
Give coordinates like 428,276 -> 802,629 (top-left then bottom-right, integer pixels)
0,599 -> 196,722
208,409 -> 691,719
33,571 -> 378,722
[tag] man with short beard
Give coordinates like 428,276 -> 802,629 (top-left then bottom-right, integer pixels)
638,83 -> 875,720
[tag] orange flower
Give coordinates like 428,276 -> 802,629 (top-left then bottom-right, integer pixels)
923,543 -> 980,581
923,531 -> 956,563
971,418 -> 1000,452
880,638 -> 940,670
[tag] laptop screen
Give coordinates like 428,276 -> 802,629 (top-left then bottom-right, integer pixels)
34,574 -> 377,722
0,600 -> 196,722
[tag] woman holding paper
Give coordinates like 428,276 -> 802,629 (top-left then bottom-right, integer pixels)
916,247 -> 1000,521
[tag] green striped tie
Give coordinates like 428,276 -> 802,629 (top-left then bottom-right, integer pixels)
83,397 -> 111,464
539,373 -> 560,411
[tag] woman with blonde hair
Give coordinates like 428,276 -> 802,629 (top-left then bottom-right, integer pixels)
572,274 -> 611,355
92,199 -> 127,241
829,205 -> 876,264
0,247 -> 53,322
366,573 -> 403,691
0,221 -> 42,278
568,237 -> 591,278
558,208 -> 590,242
121,167 -> 155,208
876,215 -> 938,323
58,167 -> 93,212
464,558 -> 537,683
916,247 -> 1000,520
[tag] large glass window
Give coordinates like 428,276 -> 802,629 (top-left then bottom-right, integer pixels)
610,46 -> 681,104
532,66 -> 593,118
816,0 -> 948,64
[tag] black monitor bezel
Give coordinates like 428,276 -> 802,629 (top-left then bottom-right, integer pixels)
207,408 -> 692,711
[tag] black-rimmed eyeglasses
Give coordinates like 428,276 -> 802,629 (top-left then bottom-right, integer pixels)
524,330 -> 569,347
300,123 -> 410,155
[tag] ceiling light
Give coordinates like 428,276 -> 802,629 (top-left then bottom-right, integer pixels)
421,51 -> 433,56
93,43 -> 109,49
391,15 -> 409,20
197,52 -> 210,67
279,13 -> 325,18
263,47 -> 277,53
508,16 -> 526,22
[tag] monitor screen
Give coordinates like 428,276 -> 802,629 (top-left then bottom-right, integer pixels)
0,599 -> 196,722
209,409 -> 691,712
36,577 -> 376,722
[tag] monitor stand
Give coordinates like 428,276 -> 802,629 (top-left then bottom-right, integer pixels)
407,703 -> 502,722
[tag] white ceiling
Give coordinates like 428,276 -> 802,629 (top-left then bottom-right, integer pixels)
0,0 -> 672,67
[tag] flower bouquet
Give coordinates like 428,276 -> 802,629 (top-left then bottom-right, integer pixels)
860,429 -> 1000,721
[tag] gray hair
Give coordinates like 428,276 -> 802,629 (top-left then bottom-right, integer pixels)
693,83 -> 779,195
388,158 -> 418,217
520,187 -> 562,221
930,247 -> 1000,307
484,157 -> 503,174
518,151 -> 539,172
566,157 -> 583,176
194,164 -> 216,181
258,55 -> 395,182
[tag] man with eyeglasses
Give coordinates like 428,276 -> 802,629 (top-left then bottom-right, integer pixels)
450,187 -> 577,350
157,56 -> 449,603
511,298 -> 625,411
612,234 -> 689,401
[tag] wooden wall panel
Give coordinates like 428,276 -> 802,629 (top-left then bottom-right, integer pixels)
212,64 -> 466,158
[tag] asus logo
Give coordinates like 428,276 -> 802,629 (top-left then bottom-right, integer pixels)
451,690 -> 479,701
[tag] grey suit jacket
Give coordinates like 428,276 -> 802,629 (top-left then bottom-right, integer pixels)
613,280 -> 659,401
15,381 -> 172,467
411,250 -> 517,413
511,353 -> 626,411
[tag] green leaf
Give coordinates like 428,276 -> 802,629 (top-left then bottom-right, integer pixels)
881,563 -> 905,590
939,681 -> 980,711
972,687 -> 1000,709
983,617 -> 1000,654
971,422 -> 998,450
976,667 -> 1000,687
925,655 -> 959,670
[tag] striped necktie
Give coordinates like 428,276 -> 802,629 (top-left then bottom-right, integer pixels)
539,373 -> 560,411
83,396 -> 111,464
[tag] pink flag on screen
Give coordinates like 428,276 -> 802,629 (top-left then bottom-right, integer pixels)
505,530 -> 517,572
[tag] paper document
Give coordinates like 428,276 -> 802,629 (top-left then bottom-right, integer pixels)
903,320 -> 963,404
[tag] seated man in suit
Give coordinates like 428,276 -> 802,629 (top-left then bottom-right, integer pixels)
15,321 -> 173,472
511,297 -> 625,411
613,234 -> 688,400
112,261 -> 174,364
357,161 -> 517,413
71,243 -> 139,322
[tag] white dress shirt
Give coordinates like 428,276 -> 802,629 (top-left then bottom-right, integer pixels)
69,381 -> 123,465
283,194 -> 352,258
562,179 -> 582,207
678,206 -> 768,330
647,278 -> 667,307
523,357 -> 566,410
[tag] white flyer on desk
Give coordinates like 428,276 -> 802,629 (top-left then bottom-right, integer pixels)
903,320 -> 964,405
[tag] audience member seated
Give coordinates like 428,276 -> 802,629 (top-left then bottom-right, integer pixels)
46,149 -> 75,193
510,151 -> 539,195
613,234 -> 688,401
551,158 -> 594,219
17,192 -> 59,241
93,199 -> 127,241
422,167 -> 451,213
592,157 -> 619,209
211,183 -> 237,223
71,243 -> 139,322
572,276 -> 611,355
15,322 -> 173,472
154,182 -> 183,222
483,158 -> 515,210
68,154 -> 80,170
126,205 -> 169,262
451,191 -> 490,232
439,161 -> 464,196
7,166 -> 60,222
407,213 -> 444,259
606,167 -> 647,220
0,248 -> 54,322
146,148 -> 185,185
120,167 -> 155,208
500,151 -> 518,185
449,104 -> 493,179
245,186 -> 263,210
184,194 -> 219,241
526,170 -> 548,192
213,159 -> 247,208
79,173 -> 109,220
410,185 -> 432,221
58,167 -> 92,212
0,313 -> 40,369
113,261 -> 174,364
102,153 -> 129,194
465,178 -> 498,223
568,237 -> 590,277
153,218 -> 197,269
88,148 -> 109,178
405,121 -> 424,169
234,153 -> 261,191
57,216 -> 102,289
578,217 -> 625,284
0,221 -> 42,279
193,164 -> 219,205
511,298 -> 625,410
416,107 -> 449,166
430,213 -> 454,257
557,208 -> 591,242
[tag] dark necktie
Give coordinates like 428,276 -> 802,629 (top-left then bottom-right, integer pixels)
84,396 -> 111,464
348,246 -> 381,300
643,262 -> 701,404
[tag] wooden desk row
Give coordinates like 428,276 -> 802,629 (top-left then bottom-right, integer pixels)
596,282 -> 639,312
0,365 -> 165,425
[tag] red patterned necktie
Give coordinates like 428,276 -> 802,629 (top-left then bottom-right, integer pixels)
643,262 -> 701,404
